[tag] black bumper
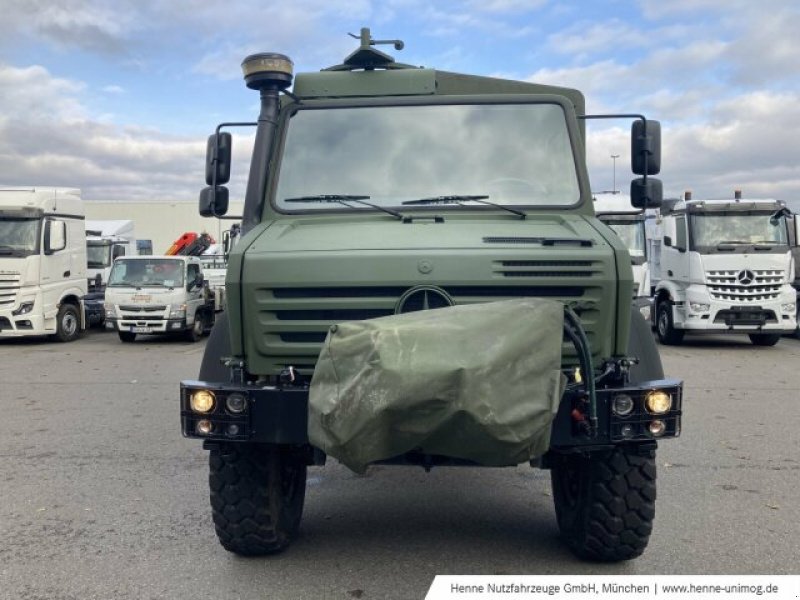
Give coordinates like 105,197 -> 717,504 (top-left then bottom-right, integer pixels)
180,377 -> 683,447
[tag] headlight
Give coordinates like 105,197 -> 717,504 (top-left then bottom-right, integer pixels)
190,390 -> 215,413
12,301 -> 34,316
169,304 -> 187,319
689,302 -> 710,313
612,393 -> 635,416
225,393 -> 247,414
645,390 -> 672,414
105,307 -> 115,318
782,303 -> 796,313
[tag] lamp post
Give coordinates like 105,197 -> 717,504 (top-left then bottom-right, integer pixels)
611,154 -> 620,194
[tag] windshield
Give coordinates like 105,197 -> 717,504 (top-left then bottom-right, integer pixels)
274,102 -> 580,211
87,242 -> 112,269
0,217 -> 41,257
108,259 -> 185,288
606,221 -> 646,258
690,213 -> 788,250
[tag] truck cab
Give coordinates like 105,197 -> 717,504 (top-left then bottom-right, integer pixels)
0,187 -> 87,342
594,192 -> 651,307
104,255 -> 216,342
180,30 -> 682,562
84,219 -> 137,326
652,192 -> 797,345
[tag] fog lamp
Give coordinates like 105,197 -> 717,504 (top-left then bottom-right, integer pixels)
226,424 -> 240,436
620,424 -> 635,439
226,393 -> 247,414
648,420 -> 666,437
645,390 -> 671,414
612,393 -> 635,417
196,419 -> 213,435
689,302 -> 710,313
190,390 -> 215,413
12,301 -> 34,316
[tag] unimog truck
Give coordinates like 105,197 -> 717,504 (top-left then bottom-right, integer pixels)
180,29 -> 683,562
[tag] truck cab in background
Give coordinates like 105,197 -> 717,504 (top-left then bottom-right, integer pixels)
0,187 -> 87,342
652,191 -> 797,345
594,192 -> 651,317
84,219 -> 137,326
104,255 -> 219,342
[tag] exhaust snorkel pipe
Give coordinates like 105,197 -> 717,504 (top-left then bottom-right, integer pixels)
240,53 -> 294,234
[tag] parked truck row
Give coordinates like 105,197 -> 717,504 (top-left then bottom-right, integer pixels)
0,187 -> 230,343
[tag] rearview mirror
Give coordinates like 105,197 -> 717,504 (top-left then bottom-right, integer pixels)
199,185 -> 229,217
205,132 -> 232,186
630,177 -> 663,209
631,120 -> 661,175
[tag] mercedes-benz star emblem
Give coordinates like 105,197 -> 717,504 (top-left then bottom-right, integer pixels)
395,286 -> 455,314
737,269 -> 755,285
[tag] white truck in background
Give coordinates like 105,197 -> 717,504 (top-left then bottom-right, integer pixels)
652,191 -> 798,346
84,219 -> 136,326
0,187 -> 87,342
103,255 -> 221,343
593,193 -> 651,315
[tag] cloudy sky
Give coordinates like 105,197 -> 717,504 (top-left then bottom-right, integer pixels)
1,0 -> 798,210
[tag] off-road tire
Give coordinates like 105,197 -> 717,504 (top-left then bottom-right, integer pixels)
656,301 -> 684,345
118,331 -> 136,343
551,446 -> 656,562
748,333 -> 780,346
184,313 -> 204,342
209,443 -> 307,556
54,303 -> 81,342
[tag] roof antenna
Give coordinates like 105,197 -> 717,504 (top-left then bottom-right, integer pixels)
348,27 -> 405,51
325,27 -> 413,71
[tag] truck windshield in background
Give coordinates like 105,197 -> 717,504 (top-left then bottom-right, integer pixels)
690,212 -> 789,251
86,242 -> 112,269
108,258 -> 185,288
0,217 -> 40,256
274,102 -> 580,211
606,220 -> 646,263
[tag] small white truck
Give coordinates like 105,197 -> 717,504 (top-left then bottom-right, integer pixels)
84,219 -> 137,325
103,255 -> 220,342
594,192 -> 651,299
652,192 -> 798,345
0,187 -> 87,342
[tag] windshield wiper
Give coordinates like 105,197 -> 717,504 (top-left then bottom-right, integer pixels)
284,195 -> 404,220
402,195 -> 526,219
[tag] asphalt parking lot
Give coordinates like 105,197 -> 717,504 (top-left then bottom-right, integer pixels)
1,329 -> 799,599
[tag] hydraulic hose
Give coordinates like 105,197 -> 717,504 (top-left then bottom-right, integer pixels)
563,306 -> 598,437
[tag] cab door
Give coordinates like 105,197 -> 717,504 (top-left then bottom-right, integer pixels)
185,262 -> 204,322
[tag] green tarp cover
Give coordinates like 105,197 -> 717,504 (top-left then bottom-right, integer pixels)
308,299 -> 565,473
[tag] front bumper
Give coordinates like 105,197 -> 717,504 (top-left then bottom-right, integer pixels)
180,377 -> 683,448
107,317 -> 187,334
0,309 -> 46,336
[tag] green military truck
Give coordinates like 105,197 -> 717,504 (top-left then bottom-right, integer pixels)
181,29 -> 683,562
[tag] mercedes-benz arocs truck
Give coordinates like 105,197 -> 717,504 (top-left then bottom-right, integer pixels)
179,29 -> 683,562
0,187 -> 87,342
652,191 -> 797,346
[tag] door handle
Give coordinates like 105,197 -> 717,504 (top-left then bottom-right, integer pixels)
63,271 -> 71,277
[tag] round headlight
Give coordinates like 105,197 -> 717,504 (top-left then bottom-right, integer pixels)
645,390 -> 672,414
225,393 -> 247,414
648,420 -> 666,437
190,390 -> 216,413
612,393 -> 635,416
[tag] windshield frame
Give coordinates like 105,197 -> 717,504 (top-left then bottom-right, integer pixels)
687,211 -> 790,254
0,216 -> 42,257
86,240 -> 113,269
267,94 -> 588,217
107,258 -> 186,288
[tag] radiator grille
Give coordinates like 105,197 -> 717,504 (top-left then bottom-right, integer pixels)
706,269 -> 785,302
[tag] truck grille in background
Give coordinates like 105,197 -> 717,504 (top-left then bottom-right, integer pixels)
118,305 -> 168,312
707,270 -> 785,302
254,259 -> 607,375
0,273 -> 21,307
